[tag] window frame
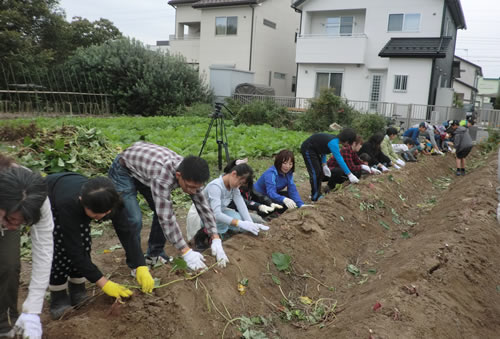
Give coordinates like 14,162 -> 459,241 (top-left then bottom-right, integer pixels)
388,13 -> 421,32
315,72 -> 344,97
274,72 -> 286,80
263,18 -> 277,29
325,16 -> 354,36
215,16 -> 238,36
393,74 -> 408,92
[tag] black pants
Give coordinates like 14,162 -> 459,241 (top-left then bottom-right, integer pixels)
328,169 -> 361,189
0,230 -> 20,333
301,144 -> 323,201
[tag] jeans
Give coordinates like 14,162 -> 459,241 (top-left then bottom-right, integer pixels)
214,209 -> 243,235
0,230 -> 20,333
108,156 -> 168,265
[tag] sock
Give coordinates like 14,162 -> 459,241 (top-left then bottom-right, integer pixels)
461,168 -> 465,173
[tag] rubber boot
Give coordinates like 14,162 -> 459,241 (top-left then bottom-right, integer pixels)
68,281 -> 89,307
50,290 -> 72,320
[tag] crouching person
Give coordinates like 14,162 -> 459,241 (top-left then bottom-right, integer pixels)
47,173 -> 154,319
0,160 -> 53,339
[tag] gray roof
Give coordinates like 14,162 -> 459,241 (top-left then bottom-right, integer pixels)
192,0 -> 263,8
378,37 -> 452,58
168,0 -> 197,5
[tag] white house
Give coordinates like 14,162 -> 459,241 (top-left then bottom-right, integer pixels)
292,0 -> 466,107
477,77 -> 500,109
167,0 -> 300,97
452,55 -> 482,107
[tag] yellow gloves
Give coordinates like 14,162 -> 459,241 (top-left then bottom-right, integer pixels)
136,266 -> 155,293
102,280 -> 133,299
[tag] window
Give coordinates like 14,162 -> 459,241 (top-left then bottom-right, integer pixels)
326,16 -> 353,36
370,74 -> 382,110
315,72 -> 343,97
263,19 -> 276,29
388,13 -> 420,32
215,16 -> 237,35
394,75 -> 408,92
274,72 -> 286,80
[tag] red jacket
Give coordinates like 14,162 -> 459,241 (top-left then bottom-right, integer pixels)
327,144 -> 362,172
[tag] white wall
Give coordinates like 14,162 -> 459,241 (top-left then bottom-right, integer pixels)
174,4 -> 202,25
384,58 -> 432,104
453,81 -> 472,102
210,67 -> 254,98
308,9 -> 366,35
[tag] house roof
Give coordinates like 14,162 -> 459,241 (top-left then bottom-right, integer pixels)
191,0 -> 264,8
454,55 -> 483,76
453,78 -> 478,92
168,0 -> 197,5
378,37 -> 452,58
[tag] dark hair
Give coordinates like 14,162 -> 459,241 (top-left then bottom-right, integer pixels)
80,177 -> 122,214
0,167 -> 47,226
274,149 -> 295,173
223,159 -> 238,174
337,128 -> 357,144
403,138 -> 416,146
223,160 -> 254,187
359,153 -> 372,163
177,155 -> 210,183
451,120 -> 460,126
227,163 -> 253,179
386,127 -> 398,136
368,133 -> 385,148
419,122 -> 427,128
0,154 -> 15,171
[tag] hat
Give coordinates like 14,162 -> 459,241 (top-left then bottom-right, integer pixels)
419,122 -> 426,128
451,120 -> 459,126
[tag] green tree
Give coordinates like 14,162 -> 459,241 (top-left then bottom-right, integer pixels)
65,38 -> 212,115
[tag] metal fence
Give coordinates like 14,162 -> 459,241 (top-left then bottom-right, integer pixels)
231,93 -> 500,129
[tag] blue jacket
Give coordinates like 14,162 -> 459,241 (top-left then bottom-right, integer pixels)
254,166 -> 304,207
301,133 -> 350,175
403,128 -> 420,144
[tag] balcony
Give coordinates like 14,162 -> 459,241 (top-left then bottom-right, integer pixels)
296,33 -> 367,64
169,34 -> 200,63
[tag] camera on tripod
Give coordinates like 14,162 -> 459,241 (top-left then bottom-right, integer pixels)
199,101 -> 235,170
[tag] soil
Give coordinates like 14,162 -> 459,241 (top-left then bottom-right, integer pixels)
19,149 -> 500,339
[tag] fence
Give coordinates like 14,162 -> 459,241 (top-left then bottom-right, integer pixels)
231,93 -> 500,130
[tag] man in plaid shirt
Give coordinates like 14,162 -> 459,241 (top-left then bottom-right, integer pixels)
109,141 -> 228,271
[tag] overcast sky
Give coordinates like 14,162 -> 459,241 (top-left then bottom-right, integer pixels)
59,0 -> 500,78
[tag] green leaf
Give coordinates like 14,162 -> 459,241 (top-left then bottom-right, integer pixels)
271,275 -> 281,285
378,220 -> 390,230
375,250 -> 384,255
170,257 -> 187,272
347,264 -> 360,276
401,231 -> 411,239
240,278 -> 249,286
272,252 -> 291,272
90,229 -> 103,237
368,268 -> 377,274
340,216 -> 344,222
392,216 -> 401,225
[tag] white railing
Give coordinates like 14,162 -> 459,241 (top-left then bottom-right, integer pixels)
299,33 -> 367,38
230,94 -> 500,129
168,34 -> 200,41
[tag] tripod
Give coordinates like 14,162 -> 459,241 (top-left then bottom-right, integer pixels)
199,102 -> 231,171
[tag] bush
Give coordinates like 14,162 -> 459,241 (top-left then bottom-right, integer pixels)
233,99 -> 293,128
478,128 -> 500,154
65,38 -> 212,116
298,89 -> 358,131
350,113 -> 387,140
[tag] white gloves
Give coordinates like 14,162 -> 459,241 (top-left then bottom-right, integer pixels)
238,220 -> 269,235
283,198 -> 297,209
322,165 -> 331,177
371,167 -> 382,175
380,165 -> 389,172
361,164 -> 371,173
258,204 -> 274,214
183,249 -> 207,270
347,173 -> 359,184
270,203 -> 283,210
210,238 -> 229,268
396,159 -> 405,166
14,313 -> 42,339
436,150 -> 444,155
393,164 -> 401,170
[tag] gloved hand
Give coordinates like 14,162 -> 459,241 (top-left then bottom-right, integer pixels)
238,220 -> 269,235
136,266 -> 154,293
270,203 -> 283,210
283,198 -> 297,209
301,204 -> 314,208
348,173 -> 359,184
182,249 -> 207,270
436,150 -> 444,155
380,165 -> 389,172
396,159 -> 405,166
102,280 -> 133,299
210,238 -> 229,268
371,167 -> 382,175
393,164 -> 401,170
14,313 -> 42,339
360,164 -> 372,173
322,165 -> 331,177
258,204 -> 274,214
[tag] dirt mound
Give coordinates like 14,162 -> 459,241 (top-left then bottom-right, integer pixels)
35,150 -> 500,339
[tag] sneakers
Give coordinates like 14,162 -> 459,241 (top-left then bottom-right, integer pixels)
455,169 -> 462,176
